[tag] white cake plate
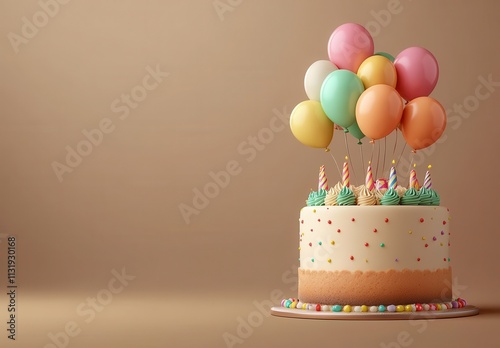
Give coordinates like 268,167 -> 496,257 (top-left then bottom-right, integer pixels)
271,305 -> 479,320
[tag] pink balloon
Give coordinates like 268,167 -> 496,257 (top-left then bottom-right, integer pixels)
328,23 -> 374,73
394,47 -> 439,101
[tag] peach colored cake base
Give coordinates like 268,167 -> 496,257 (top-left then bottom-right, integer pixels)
298,268 -> 452,306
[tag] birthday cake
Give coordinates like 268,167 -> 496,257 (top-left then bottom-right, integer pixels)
279,23 -> 469,313
297,165 -> 452,308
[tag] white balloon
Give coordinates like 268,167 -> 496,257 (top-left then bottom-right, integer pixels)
304,60 -> 338,101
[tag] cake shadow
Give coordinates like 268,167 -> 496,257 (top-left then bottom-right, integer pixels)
473,305 -> 500,316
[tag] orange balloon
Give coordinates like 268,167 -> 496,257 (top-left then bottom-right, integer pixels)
355,85 -> 403,140
357,55 -> 397,89
400,97 -> 446,150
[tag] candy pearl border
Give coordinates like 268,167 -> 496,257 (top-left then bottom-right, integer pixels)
280,298 -> 467,313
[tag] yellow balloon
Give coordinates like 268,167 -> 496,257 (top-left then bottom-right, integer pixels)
290,100 -> 334,148
357,55 -> 397,89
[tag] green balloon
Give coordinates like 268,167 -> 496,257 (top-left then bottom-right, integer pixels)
346,121 -> 365,144
375,51 -> 395,63
320,70 -> 365,128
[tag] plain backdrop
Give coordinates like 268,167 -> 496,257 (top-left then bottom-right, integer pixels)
1,0 -> 499,347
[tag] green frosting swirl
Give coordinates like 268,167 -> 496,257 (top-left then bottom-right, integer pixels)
429,189 -> 440,206
336,186 -> 356,206
380,188 -> 401,205
418,187 -> 433,205
400,187 -> 421,205
306,189 -> 327,206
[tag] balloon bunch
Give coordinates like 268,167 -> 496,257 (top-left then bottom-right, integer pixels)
290,22 -> 446,151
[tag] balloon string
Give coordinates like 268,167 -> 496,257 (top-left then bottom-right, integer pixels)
369,140 -> 375,170
359,143 -> 364,176
328,151 -> 342,181
344,132 -> 357,184
407,151 -> 415,177
392,128 -> 399,160
375,140 -> 381,179
396,142 -> 407,166
382,136 -> 387,177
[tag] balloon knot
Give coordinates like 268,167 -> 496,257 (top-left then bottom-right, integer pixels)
357,141 -> 362,145
325,147 -> 330,152
369,139 -> 375,144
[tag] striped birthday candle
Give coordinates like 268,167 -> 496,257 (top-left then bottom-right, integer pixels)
318,165 -> 328,191
342,162 -> 350,188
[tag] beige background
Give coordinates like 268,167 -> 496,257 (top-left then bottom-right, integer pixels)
1,0 -> 499,347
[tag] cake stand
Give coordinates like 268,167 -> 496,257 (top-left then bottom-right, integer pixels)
271,305 -> 479,320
